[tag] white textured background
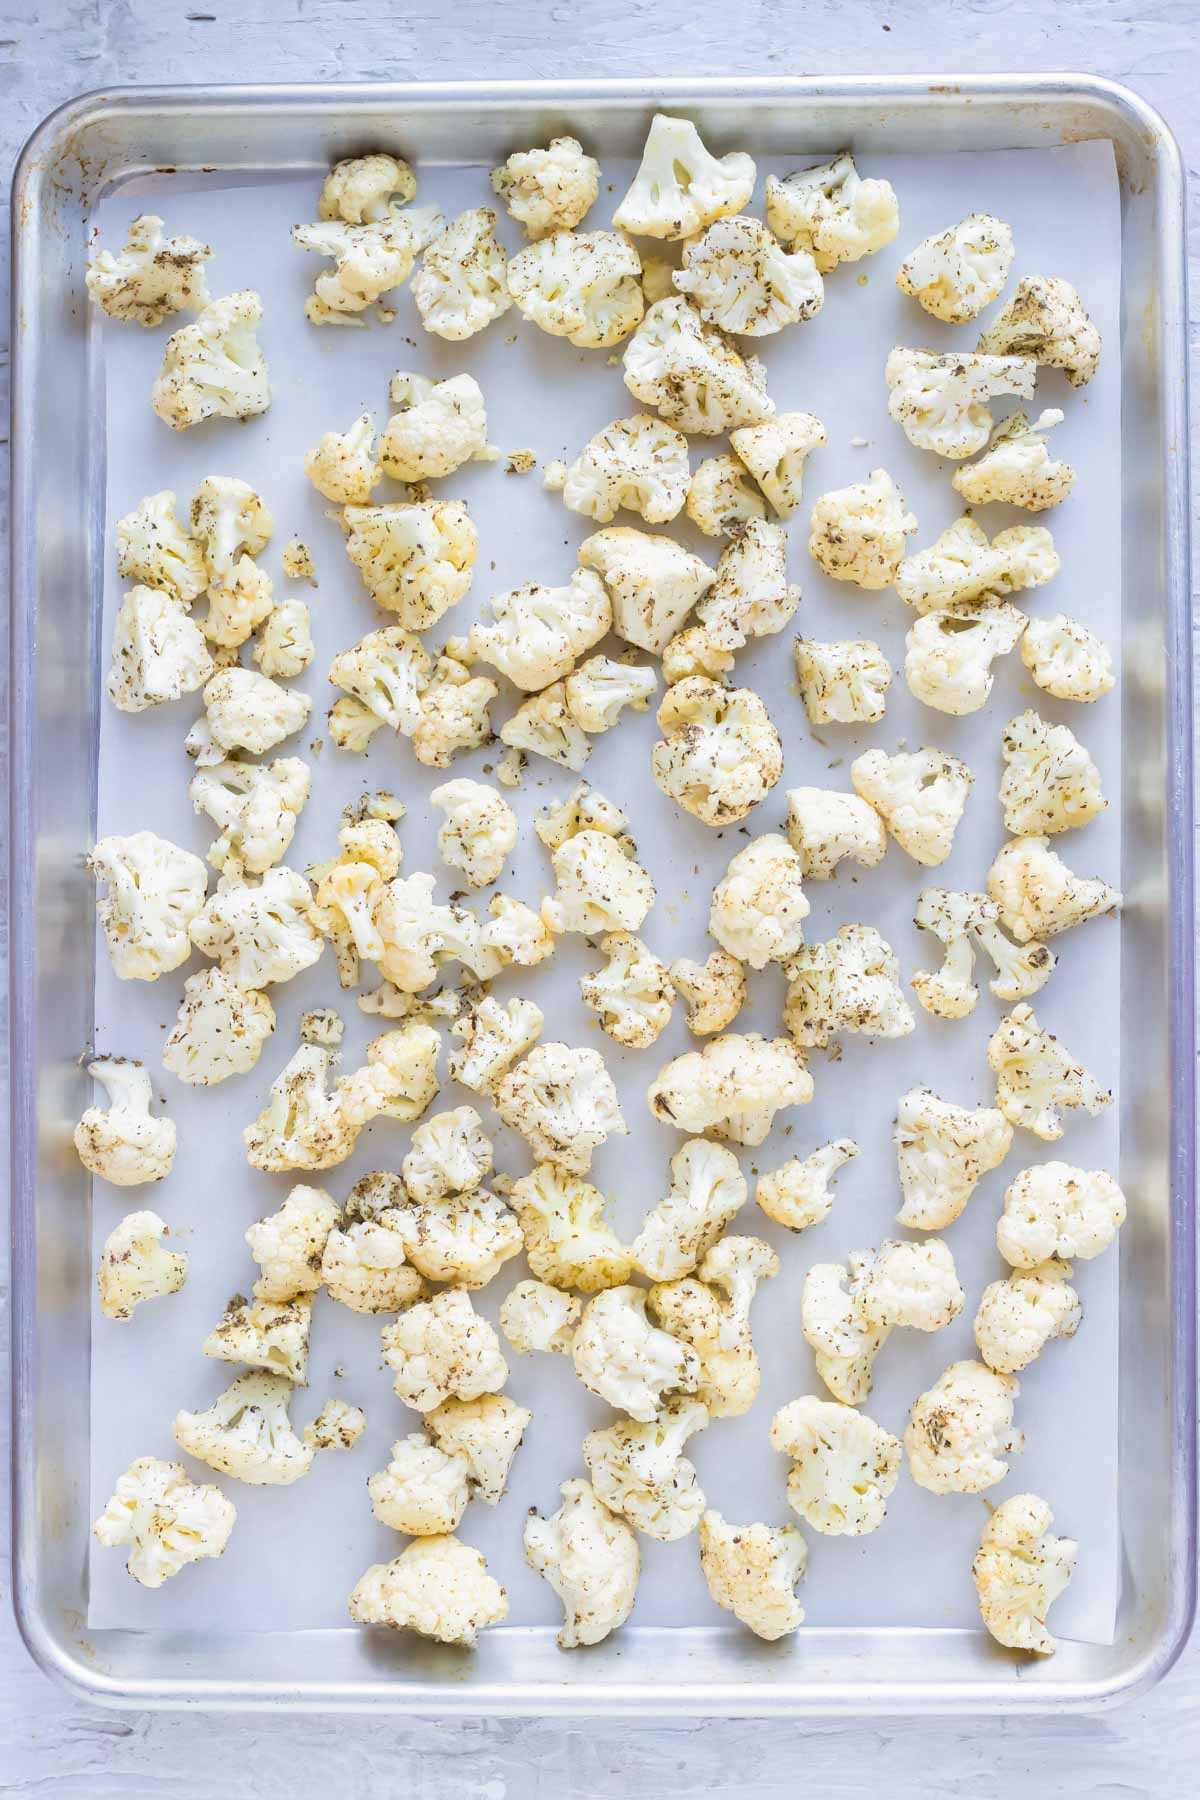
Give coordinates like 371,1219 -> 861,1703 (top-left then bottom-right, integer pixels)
1,1 -> 1197,1794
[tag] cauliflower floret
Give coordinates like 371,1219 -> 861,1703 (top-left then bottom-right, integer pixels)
293,205 -> 442,327
896,517 -> 1059,615
162,967 -> 275,1086
390,1187 -> 523,1289
974,1260 -> 1082,1374
196,556 -> 274,652
580,932 -> 675,1049
652,676 -> 783,827
542,829 -> 655,935
1021,614 -> 1115,703
904,1360 -> 1023,1495
368,1432 -> 470,1535
614,113 -> 754,240
343,500 -> 477,630
411,207 -> 511,339
151,290 -> 270,429
410,641 -> 498,768
320,1174 -> 428,1312
771,1397 -> 902,1536
807,468 -> 917,588
448,994 -> 544,1094
303,412 -> 381,504
97,1210 -> 187,1320
190,867 -> 323,988
500,1278 -> 582,1354
668,948 -> 746,1037
785,787 -> 887,882
895,1088 -> 1013,1231
564,655 -> 657,733
648,1032 -> 813,1147
584,1396 -> 708,1542
491,135 -> 600,237
896,213 -> 1014,322
335,1023 -> 441,1132
885,346 -> 1037,459
952,407 -> 1076,512
510,1162 -> 632,1292
318,154 -> 417,224
200,667 -> 311,756
697,520 -> 800,648
426,1392 -> 531,1505
245,1184 -> 339,1302
1000,710 -> 1107,836
977,274 -> 1101,386
525,1478 -> 640,1649
93,1456 -> 234,1588
988,836 -> 1120,946
850,745 -> 974,866
303,1398 -> 366,1450
974,1493 -> 1077,1656
480,892 -> 556,969
631,1138 -> 747,1280
685,455 -> 767,537
793,637 -> 892,725
623,297 -> 774,435
189,475 -> 273,588
105,584 -> 214,713
650,1236 -> 779,1418
801,1255 -> 889,1404
498,682 -> 590,771
535,781 -> 633,851
784,924 -> 915,1048
698,1511 -> 807,1641
562,415 -> 691,526
495,1041 -> 627,1174
987,1003 -> 1111,1141
905,604 -> 1027,716
309,815 -> 402,986
709,833 -> 810,970
858,1237 -> 965,1334
349,1536 -> 508,1646
202,1292 -> 312,1386
89,831 -> 207,981
174,1370 -> 313,1486
573,1285 -> 700,1420
912,888 -> 1054,1018
674,213 -> 823,336
997,1162 -> 1126,1269
87,213 -> 211,325
74,1059 -> 176,1186
756,1138 -> 858,1232
402,1105 -> 492,1202
765,150 -> 899,273
579,526 -> 714,653
429,779 -> 517,889
508,229 -> 644,348
381,1288 -> 508,1413
253,600 -> 314,679
328,625 -> 433,751
189,757 -> 310,877
116,490 -> 208,604
379,371 -> 496,481
242,1043 -> 355,1172
468,569 -> 610,691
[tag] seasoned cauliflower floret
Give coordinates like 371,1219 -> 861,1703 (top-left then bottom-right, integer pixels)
343,499 -> 477,630
771,1397 -> 902,1536
698,1511 -> 807,1641
631,1138 -> 747,1280
320,1174 -> 428,1313
562,415 -> 691,526
904,1360 -> 1023,1495
495,1041 -> 627,1174
190,475 -> 273,588
895,1088 -> 1013,1231
623,297 -> 774,435
674,213 -> 823,336
448,993 -> 544,1094
411,641 -> 498,768
402,1105 -> 493,1203
584,1396 -> 709,1541
89,831 -> 208,982
381,1288 -> 508,1413
648,1032 -> 813,1147
766,151 -> 899,273
565,655 -> 657,732
349,1536 -> 508,1647
785,787 -> 887,882
997,1162 -> 1126,1269
469,570 -> 610,692
196,556 -> 274,652
905,605 -> 1027,716
1000,710 -> 1107,836
652,676 -> 783,827
201,667 -> 311,756
430,779 -> 517,888
253,600 -> 314,679
491,135 -> 600,237
783,924 -> 915,1048
895,516 -> 1058,614
389,1187 -> 523,1290
974,1493 -> 1077,1656
572,1284 -> 700,1421
801,1255 -> 889,1404
1021,614 -> 1115,703
987,1003 -> 1111,1141
697,520 -> 800,648
380,371 -> 496,481
885,346 -> 1036,459
303,412 -> 381,504
974,1260 -> 1081,1374
896,213 -> 1014,322
730,411 -> 826,519
190,867 -> 323,989
500,1278 -> 582,1354
426,1392 -> 531,1505
650,1236 -> 779,1418
93,1456 -> 234,1588
793,637 -> 892,725
807,468 -> 916,588
303,1398 -> 366,1450
245,1184 -> 339,1302
174,1370 -> 314,1487
328,624 -> 432,751
241,1043 -> 354,1172
535,782 -> 634,851
508,229 -> 644,348
87,213 -> 212,325
580,932 -> 675,1049
669,948 -> 747,1037
952,408 -> 1076,512
334,1023 -> 441,1134
912,888 -> 1054,1018
685,455 -> 767,537
292,205 -> 441,327
510,1162 -> 632,1293
151,291 -> 271,430
988,835 -> 1120,944
526,1478 -> 640,1648
189,757 -> 310,877
614,113 -> 755,240
202,1293 -> 312,1386
162,967 -> 275,1086
318,153 -> 417,225
411,207 -> 511,340
858,1237 -> 965,1333
756,1138 -> 858,1233
709,833 -> 810,970
309,814 -> 402,986
368,1432 -> 470,1536
579,525 -> 714,652
851,745 -> 974,866
97,1210 -> 187,1320
74,1060 -> 177,1187
498,682 -> 590,772
542,829 -> 655,936
977,274 -> 1101,387
116,489 -> 208,604
106,585 -> 214,713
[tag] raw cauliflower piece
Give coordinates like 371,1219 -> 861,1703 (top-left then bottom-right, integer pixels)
709,833 -> 810,970
562,416 -> 691,526
500,1279 -> 582,1354
697,520 -> 800,648
97,1210 -> 187,1320
771,1397 -> 902,1536
1021,614 -> 1115,703
650,1236 -> 779,1418
808,468 -> 916,588
174,1370 -> 313,1486
526,1478 -> 640,1648
402,1105 -> 492,1202
895,516 -> 1058,614
426,1392 -> 531,1505
381,1288 -> 508,1413
87,213 -> 211,325
579,526 -> 714,652
190,867 -> 323,989
510,1163 -> 632,1292
631,1138 -> 747,1280
987,1003 -> 1111,1140
565,655 -> 657,732
368,1432 -> 470,1535
335,1023 -> 441,1133
480,892 -> 556,968
648,1032 -> 812,1148
851,746 -> 974,867
785,787 -> 887,882
765,151 -> 898,273
685,455 -> 766,537
431,779 -> 517,888
912,888 -> 1054,1018
241,1043 -> 355,1172
492,135 -> 600,237
162,967 -> 274,1086
253,600 -> 314,678
580,932 -> 675,1049
93,1457 -> 234,1588
448,994 -> 544,1094
977,274 -> 1101,386
106,584 -> 214,713
904,1360 -> 1023,1495
895,1088 -> 1013,1231
411,207 -> 511,340
896,213 -> 1014,322
542,829 -> 655,935
614,113 -> 754,240
494,1041 -> 628,1174
319,153 -> 417,225
151,290 -> 270,430
74,1060 -> 177,1186
411,640 -> 498,767
885,346 -> 1036,459
508,229 -> 644,348
349,1536 -> 508,1647
201,668 -> 311,756
623,297 -> 774,435
674,213 -> 823,336
858,1238 -> 965,1334
669,948 -> 746,1037
535,781 -> 634,851
390,1187 -> 523,1289
196,556 -> 274,651
584,1397 -> 709,1541
303,1399 -> 365,1450
89,831 -> 207,982
731,411 -> 826,520
245,1185 -> 338,1303
116,489 -> 208,604
793,637 -> 892,726
905,605 -> 1027,716
988,836 -> 1120,944
303,412 -> 381,504
1000,710 -> 1107,836
801,1255 -> 889,1404
202,1293 -> 311,1386
189,757 -> 310,877
293,205 -> 441,327
997,1162 -> 1126,1269
328,625 -> 433,750
974,1260 -> 1082,1374
380,371 -> 495,481
309,814 -> 402,986
784,924 -> 915,1048
189,475 -> 273,588
652,676 -> 783,827
952,408 -> 1076,512
974,1493 -> 1077,1656
756,1138 -> 858,1233
698,1511 -> 807,1641
469,570 -> 610,691
498,682 -> 589,771
320,1175 -> 428,1313
343,499 -> 477,630
572,1285 -> 700,1421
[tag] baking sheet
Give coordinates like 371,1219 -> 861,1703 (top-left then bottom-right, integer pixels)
87,139 -> 1123,1646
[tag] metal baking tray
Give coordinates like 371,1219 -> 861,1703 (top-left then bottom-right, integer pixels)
9,75 -> 1195,1715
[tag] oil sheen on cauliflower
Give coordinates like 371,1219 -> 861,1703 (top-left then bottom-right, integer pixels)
448,993 -> 544,1094
491,135 -> 600,237
783,924 -> 915,1048
74,1059 -> 177,1187
202,1293 -> 312,1386
318,153 -> 417,225
952,408 -> 1076,512
494,1042 -> 628,1174
303,1399 -> 366,1450
151,291 -> 271,429
973,1493 -> 1077,1656
987,1003 -> 1111,1140
770,1396 -> 902,1536
894,1088 -> 1013,1231
801,1255 -> 889,1404
808,468 -> 917,588
623,297 -> 774,435
987,835 -> 1120,943
189,867 -> 324,990
427,1393 -> 531,1505
698,1510 -> 807,1640
648,1032 -> 812,1147
673,213 -> 823,336
525,1478 -> 640,1647
974,1260 -> 1081,1374
189,757 -> 311,877
320,1175 -> 428,1314
89,830 -> 208,982
584,1397 -> 709,1540
613,113 -> 755,240
97,1210 -> 188,1320
507,229 -> 644,348
997,1162 -> 1126,1269
402,1105 -> 493,1203
652,676 -> 783,827
87,213 -> 212,325
572,1285 -> 700,1421
348,1536 -> 508,1647
579,525 -> 715,652
896,212 -> 1014,322
785,787 -> 887,881
630,1138 -> 747,1280
115,489 -> 208,604
976,274 -> 1101,387
765,150 -> 898,272
756,1138 -> 858,1233
93,1456 -> 234,1588
851,745 -> 974,866
885,346 -> 1036,458
411,207 -> 512,340
541,828 -> 655,936
904,1359 -> 1023,1494
510,1162 -> 632,1292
